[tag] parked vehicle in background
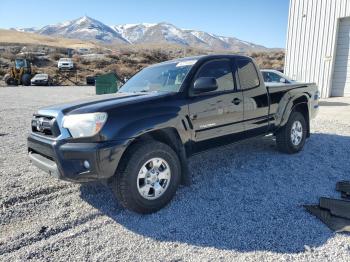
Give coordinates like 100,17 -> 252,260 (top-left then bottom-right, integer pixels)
31,74 -> 51,86
28,55 -> 319,214
3,58 -> 33,86
86,74 -> 101,86
261,69 -> 295,84
58,58 -> 74,71
86,75 -> 96,86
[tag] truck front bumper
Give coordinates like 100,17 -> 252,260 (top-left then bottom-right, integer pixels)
27,134 -> 128,183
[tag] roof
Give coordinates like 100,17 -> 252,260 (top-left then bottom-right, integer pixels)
151,54 -> 252,67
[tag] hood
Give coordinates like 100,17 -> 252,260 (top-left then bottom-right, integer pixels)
32,76 -> 48,80
38,92 -> 173,116
58,60 -> 73,64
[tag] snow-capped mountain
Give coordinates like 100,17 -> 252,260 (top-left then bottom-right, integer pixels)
10,27 -> 38,33
11,16 -> 269,52
112,22 -> 268,52
36,16 -> 128,44
113,23 -> 157,44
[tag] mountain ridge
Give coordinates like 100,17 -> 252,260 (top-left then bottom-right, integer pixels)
11,16 -> 271,52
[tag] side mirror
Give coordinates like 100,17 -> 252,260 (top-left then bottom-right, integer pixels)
193,77 -> 218,94
280,78 -> 287,83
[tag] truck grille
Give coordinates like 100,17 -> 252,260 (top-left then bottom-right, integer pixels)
31,115 -> 61,138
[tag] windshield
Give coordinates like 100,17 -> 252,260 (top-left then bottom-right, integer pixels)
262,70 -> 293,83
15,59 -> 27,69
119,61 -> 196,93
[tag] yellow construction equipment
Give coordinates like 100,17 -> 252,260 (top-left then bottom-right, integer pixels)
4,59 -> 34,86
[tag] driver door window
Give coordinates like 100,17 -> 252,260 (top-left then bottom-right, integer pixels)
195,60 -> 235,92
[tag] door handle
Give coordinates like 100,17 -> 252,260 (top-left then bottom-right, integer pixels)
232,98 -> 242,105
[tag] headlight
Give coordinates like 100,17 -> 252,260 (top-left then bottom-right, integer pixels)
62,112 -> 107,138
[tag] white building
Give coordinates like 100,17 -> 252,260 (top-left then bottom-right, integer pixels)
285,0 -> 350,98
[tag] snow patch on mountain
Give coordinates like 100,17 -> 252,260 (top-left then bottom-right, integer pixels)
11,27 -> 38,33
37,16 -> 128,44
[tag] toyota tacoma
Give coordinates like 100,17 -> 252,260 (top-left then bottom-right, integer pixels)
28,55 -> 319,213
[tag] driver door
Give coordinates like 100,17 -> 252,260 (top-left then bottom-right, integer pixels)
188,59 -> 244,144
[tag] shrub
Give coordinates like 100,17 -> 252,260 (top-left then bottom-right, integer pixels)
50,52 -> 62,61
0,68 -> 7,77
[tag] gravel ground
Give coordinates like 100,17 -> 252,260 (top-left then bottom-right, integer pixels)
0,86 -> 350,261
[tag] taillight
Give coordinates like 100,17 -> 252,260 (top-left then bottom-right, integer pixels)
314,90 -> 320,100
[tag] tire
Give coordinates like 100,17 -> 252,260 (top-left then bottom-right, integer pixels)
111,140 -> 181,214
5,76 -> 17,86
21,74 -> 31,86
276,111 -> 307,154
3,74 -> 10,83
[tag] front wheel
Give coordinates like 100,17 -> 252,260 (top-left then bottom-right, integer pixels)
21,74 -> 31,86
276,111 -> 307,154
111,141 -> 181,214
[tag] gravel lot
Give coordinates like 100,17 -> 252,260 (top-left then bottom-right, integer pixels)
1,86 -> 350,261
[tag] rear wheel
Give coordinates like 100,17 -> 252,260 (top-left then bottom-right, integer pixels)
276,111 -> 307,154
5,76 -> 17,86
21,74 -> 31,86
111,141 -> 181,214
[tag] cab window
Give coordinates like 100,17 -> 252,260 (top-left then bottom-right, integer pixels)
236,59 -> 260,90
195,60 -> 235,92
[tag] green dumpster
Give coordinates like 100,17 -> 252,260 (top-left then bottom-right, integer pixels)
95,73 -> 119,95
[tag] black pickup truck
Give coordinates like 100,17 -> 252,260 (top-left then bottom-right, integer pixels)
28,55 -> 319,213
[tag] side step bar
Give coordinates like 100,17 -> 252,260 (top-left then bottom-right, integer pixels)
304,181 -> 350,233
304,205 -> 350,232
319,197 -> 350,220
336,181 -> 350,199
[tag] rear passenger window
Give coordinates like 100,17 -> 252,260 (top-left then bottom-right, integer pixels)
196,60 -> 234,92
237,59 -> 260,89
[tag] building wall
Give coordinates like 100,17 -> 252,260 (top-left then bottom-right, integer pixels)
332,17 -> 350,96
285,0 -> 350,98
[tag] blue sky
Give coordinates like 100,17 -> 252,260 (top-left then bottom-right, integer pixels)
0,0 -> 290,48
